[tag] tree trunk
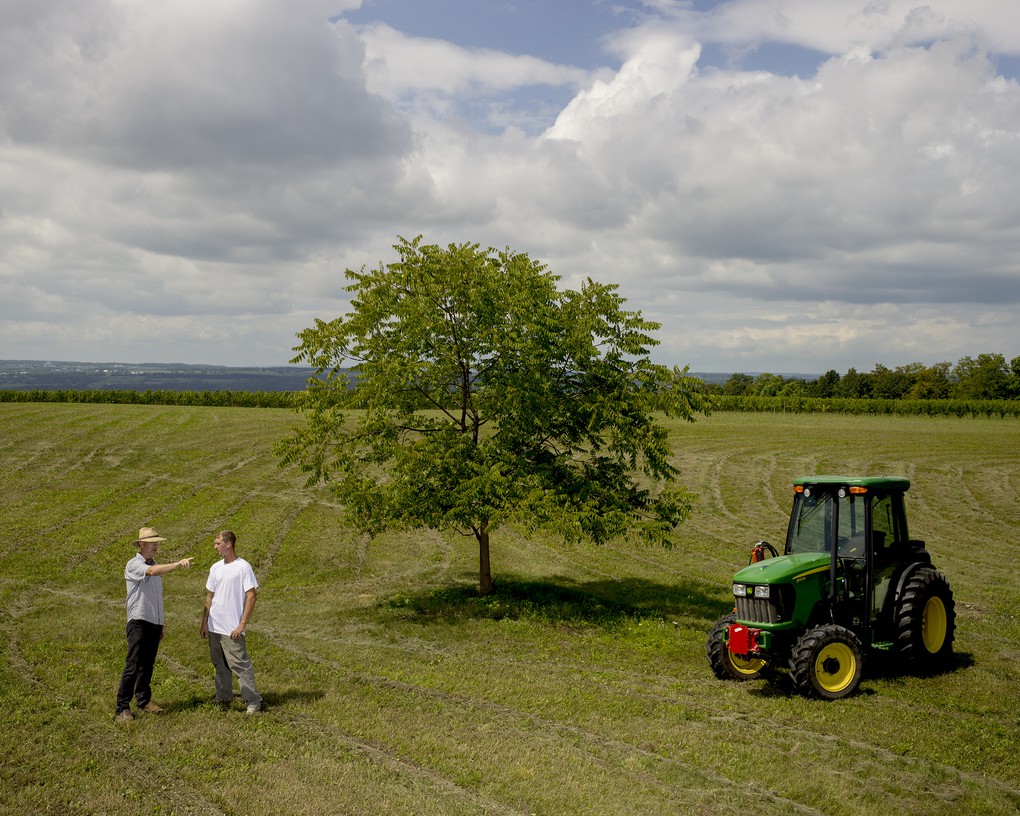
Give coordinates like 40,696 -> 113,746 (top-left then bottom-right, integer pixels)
477,527 -> 493,595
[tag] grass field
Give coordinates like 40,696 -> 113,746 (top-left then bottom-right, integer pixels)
1,403 -> 1018,815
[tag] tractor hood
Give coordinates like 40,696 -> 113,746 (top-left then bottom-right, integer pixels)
733,552 -> 830,585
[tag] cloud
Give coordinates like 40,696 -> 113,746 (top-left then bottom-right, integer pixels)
653,0 -> 1020,56
2,1 -> 404,167
358,22 -> 600,97
0,0 -> 434,363
0,0 -> 1017,371
536,31 -> 1020,307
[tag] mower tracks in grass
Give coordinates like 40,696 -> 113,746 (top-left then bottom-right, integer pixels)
0,595 -> 43,689
72,706 -> 230,816
256,627 -> 829,816
260,617 -> 1020,809
267,706 -> 534,816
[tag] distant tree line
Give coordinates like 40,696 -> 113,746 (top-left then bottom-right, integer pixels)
709,395 -> 1020,418
706,353 -> 1020,401
0,389 -> 300,408
3,353 -> 1019,418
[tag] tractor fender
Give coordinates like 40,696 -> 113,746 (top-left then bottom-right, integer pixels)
891,560 -> 934,608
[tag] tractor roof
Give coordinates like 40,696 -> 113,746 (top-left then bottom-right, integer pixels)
793,475 -> 911,492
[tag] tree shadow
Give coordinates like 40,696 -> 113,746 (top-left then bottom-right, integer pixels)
385,574 -> 733,627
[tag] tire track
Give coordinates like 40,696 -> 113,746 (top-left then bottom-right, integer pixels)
256,628 -> 827,816
257,620 -> 1020,806
270,707 -> 533,816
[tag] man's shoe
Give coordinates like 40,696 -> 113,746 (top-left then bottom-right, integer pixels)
116,710 -> 134,723
245,703 -> 261,715
141,703 -> 163,714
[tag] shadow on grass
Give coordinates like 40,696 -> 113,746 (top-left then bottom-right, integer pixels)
165,688 -> 324,713
386,574 -> 733,628
261,688 -> 326,708
867,648 -> 975,681
740,649 -> 976,700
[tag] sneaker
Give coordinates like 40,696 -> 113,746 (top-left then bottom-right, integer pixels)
141,702 -> 163,714
116,710 -> 134,723
245,703 -> 261,715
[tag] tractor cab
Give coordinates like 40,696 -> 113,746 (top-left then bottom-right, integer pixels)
786,476 -> 927,643
707,476 -> 955,699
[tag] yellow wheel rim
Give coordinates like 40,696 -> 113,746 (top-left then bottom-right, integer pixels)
814,642 -> 856,693
728,652 -> 766,677
921,596 -> 948,653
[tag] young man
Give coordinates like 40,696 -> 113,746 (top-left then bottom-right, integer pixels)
200,530 -> 262,713
116,526 -> 192,723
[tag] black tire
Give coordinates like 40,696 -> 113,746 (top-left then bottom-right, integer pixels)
895,567 -> 956,670
706,614 -> 769,681
789,624 -> 864,700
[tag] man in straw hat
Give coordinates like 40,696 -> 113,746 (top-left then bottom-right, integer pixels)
115,526 -> 192,723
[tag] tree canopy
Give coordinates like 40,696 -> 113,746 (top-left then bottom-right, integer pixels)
276,236 -> 708,593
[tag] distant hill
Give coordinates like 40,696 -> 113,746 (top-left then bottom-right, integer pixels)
0,360 -> 316,392
0,360 -> 812,392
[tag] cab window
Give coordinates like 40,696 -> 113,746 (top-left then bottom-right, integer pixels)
837,494 -> 867,558
788,492 -> 833,554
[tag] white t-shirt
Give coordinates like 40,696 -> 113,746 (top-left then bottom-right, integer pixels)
205,557 -> 259,636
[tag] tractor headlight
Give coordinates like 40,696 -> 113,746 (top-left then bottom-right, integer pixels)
753,585 -> 770,599
733,583 -> 747,597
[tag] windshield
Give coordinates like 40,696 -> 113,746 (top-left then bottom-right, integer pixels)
787,491 -> 867,558
788,492 -> 834,554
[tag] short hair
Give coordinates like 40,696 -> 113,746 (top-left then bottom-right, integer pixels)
217,530 -> 237,547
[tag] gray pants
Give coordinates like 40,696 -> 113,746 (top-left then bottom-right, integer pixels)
208,632 -> 261,707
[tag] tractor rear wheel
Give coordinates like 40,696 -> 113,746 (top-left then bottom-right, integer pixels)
790,624 -> 864,700
707,614 -> 769,681
895,567 -> 956,670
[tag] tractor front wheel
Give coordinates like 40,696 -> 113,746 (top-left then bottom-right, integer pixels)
895,567 -> 956,670
706,614 -> 769,681
790,624 -> 864,700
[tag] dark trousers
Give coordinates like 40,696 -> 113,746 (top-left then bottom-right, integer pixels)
116,619 -> 162,713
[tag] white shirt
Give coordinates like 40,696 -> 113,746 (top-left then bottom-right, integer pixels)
205,558 -> 259,635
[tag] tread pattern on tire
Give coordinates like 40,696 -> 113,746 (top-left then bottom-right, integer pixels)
895,566 -> 956,667
789,623 -> 864,700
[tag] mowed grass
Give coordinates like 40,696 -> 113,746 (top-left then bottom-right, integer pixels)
0,403 -> 1018,815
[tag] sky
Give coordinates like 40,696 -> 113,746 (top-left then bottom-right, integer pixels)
2,0 -> 1019,375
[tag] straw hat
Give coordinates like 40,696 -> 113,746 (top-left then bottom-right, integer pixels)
133,526 -> 166,545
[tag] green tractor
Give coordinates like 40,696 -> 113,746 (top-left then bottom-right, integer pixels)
706,476 -> 956,699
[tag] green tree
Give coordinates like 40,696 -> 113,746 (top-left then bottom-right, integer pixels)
1009,356 -> 1020,399
722,373 -> 753,395
810,370 -> 841,397
870,364 -> 915,399
952,353 -> 1011,399
834,367 -> 872,398
908,362 -> 951,400
751,373 -> 786,397
780,379 -> 808,397
276,237 -> 708,594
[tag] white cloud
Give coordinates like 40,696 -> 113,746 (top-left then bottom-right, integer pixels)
0,0 -> 429,363
654,0 -> 1020,56
0,0 -> 1017,371
358,22 -> 600,97
532,31 -> 1020,309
